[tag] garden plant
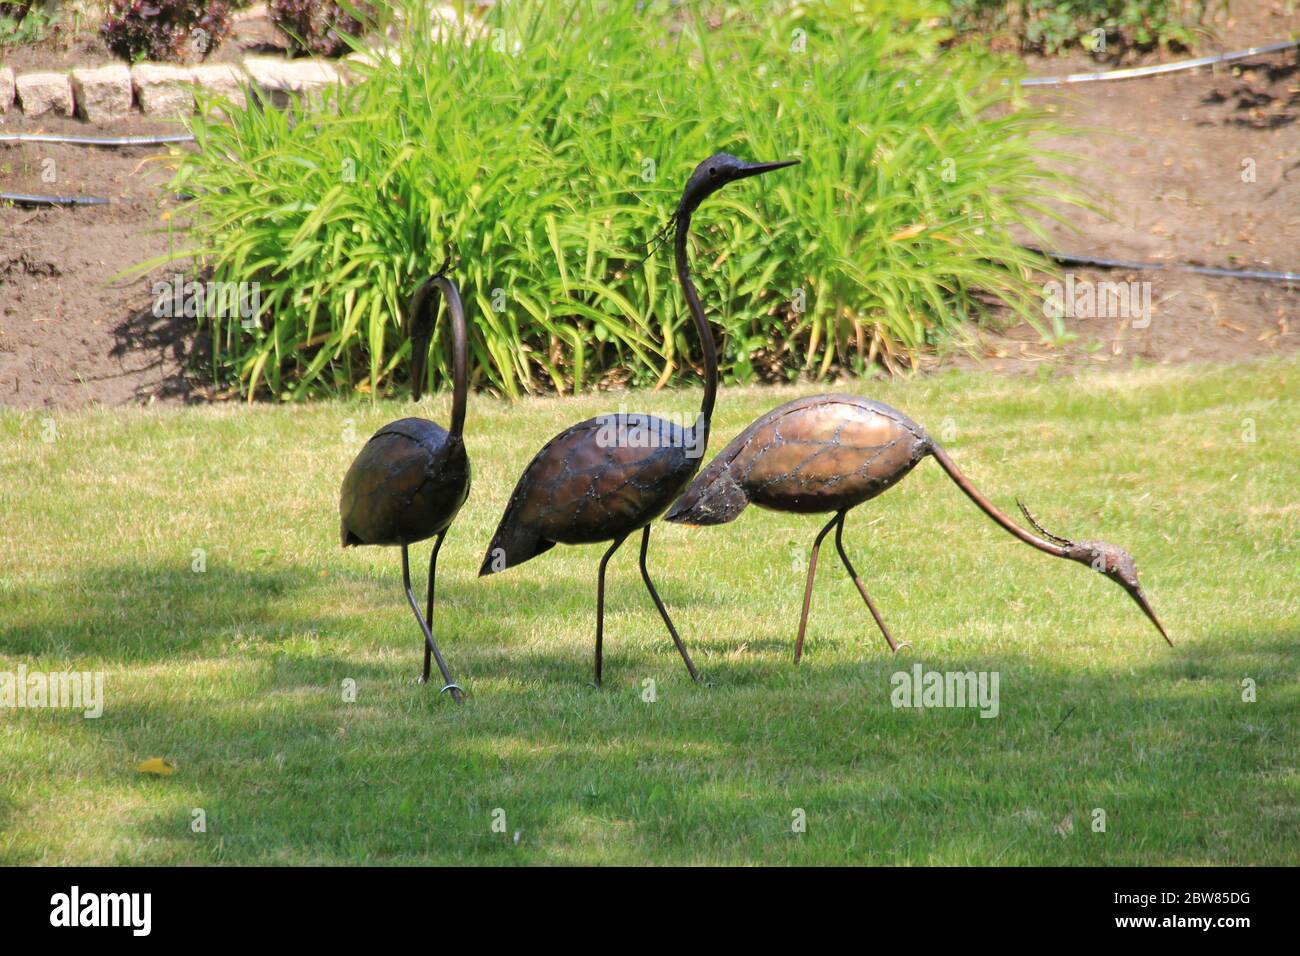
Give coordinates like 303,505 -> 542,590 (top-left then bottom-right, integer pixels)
165,0 -> 1081,401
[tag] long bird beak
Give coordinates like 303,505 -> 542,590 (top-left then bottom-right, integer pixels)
1126,584 -> 1174,647
737,158 -> 800,179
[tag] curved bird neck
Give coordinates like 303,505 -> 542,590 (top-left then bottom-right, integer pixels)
441,277 -> 469,439
412,276 -> 468,437
673,208 -> 717,443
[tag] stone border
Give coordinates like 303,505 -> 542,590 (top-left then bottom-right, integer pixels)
0,57 -> 345,119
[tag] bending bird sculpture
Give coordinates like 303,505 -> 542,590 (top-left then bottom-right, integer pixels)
479,152 -> 799,685
664,394 -> 1172,660
339,264 -> 472,702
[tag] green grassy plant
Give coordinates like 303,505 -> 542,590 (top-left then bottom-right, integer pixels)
162,0 -> 1079,401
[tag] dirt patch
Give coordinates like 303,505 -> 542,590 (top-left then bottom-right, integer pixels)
0,112 -> 204,407
934,40 -> 1300,376
1,6 -> 1298,407
928,0 -> 1299,375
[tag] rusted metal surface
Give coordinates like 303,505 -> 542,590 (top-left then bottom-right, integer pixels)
480,152 -> 798,685
668,395 -> 929,523
667,394 -> 1171,656
338,271 -> 472,700
338,416 -> 470,549
479,414 -> 692,561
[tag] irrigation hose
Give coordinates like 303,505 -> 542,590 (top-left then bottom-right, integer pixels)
2,194 -> 1295,281
0,133 -> 196,146
1020,37 -> 1300,87
1029,247 -> 1300,283
2,194 -> 1295,282
0,193 -> 114,207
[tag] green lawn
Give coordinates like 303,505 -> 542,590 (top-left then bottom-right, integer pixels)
1,358 -> 1296,865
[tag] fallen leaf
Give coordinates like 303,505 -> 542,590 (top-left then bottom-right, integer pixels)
136,757 -> 175,776
889,223 -> 927,241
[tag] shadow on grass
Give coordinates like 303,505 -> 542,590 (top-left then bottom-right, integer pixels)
26,631 -> 1299,863
3,563 -> 346,662
6,557 -> 1296,864
2,554 -> 760,663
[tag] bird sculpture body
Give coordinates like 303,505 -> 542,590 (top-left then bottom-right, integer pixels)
480,152 -> 798,685
665,393 -> 1171,659
339,269 -> 471,701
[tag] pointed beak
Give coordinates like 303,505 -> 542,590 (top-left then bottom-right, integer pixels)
1128,585 -> 1173,647
737,158 -> 800,179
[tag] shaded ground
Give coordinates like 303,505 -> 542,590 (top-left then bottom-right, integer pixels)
1,6 -> 1298,406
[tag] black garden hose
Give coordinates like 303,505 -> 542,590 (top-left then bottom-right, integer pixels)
1028,246 -> 1300,284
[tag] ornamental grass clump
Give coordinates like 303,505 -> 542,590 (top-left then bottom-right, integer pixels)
165,0 -> 1079,401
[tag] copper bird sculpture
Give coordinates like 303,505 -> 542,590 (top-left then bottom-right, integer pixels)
479,152 -> 799,685
339,263 -> 471,701
665,394 -> 1172,660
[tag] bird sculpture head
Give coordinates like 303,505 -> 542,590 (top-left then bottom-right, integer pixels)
677,151 -> 800,215
643,152 -> 799,262
1018,502 -> 1172,646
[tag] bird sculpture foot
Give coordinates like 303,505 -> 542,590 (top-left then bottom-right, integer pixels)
891,640 -> 912,654
440,683 -> 464,697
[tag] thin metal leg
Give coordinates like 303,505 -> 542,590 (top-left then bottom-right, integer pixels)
593,534 -> 628,687
794,513 -> 841,663
833,513 -> 907,654
402,542 -> 464,703
421,533 -> 445,685
638,525 -> 700,682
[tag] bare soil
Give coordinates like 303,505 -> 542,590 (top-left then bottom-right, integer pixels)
1,4 -> 1298,407
934,38 -> 1300,376
0,112 -> 204,406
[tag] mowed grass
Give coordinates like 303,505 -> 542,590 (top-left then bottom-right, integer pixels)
0,358 -> 1296,865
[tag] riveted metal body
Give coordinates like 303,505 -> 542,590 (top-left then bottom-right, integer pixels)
340,418 -> 470,548
337,272 -> 472,700
668,392 -> 1171,657
667,395 -> 930,524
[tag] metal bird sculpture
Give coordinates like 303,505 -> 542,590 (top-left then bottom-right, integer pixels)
339,263 -> 471,701
479,152 -> 799,685
665,394 -> 1172,659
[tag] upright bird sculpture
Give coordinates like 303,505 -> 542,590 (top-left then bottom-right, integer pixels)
339,263 -> 472,701
665,394 -> 1172,659
479,152 -> 799,686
